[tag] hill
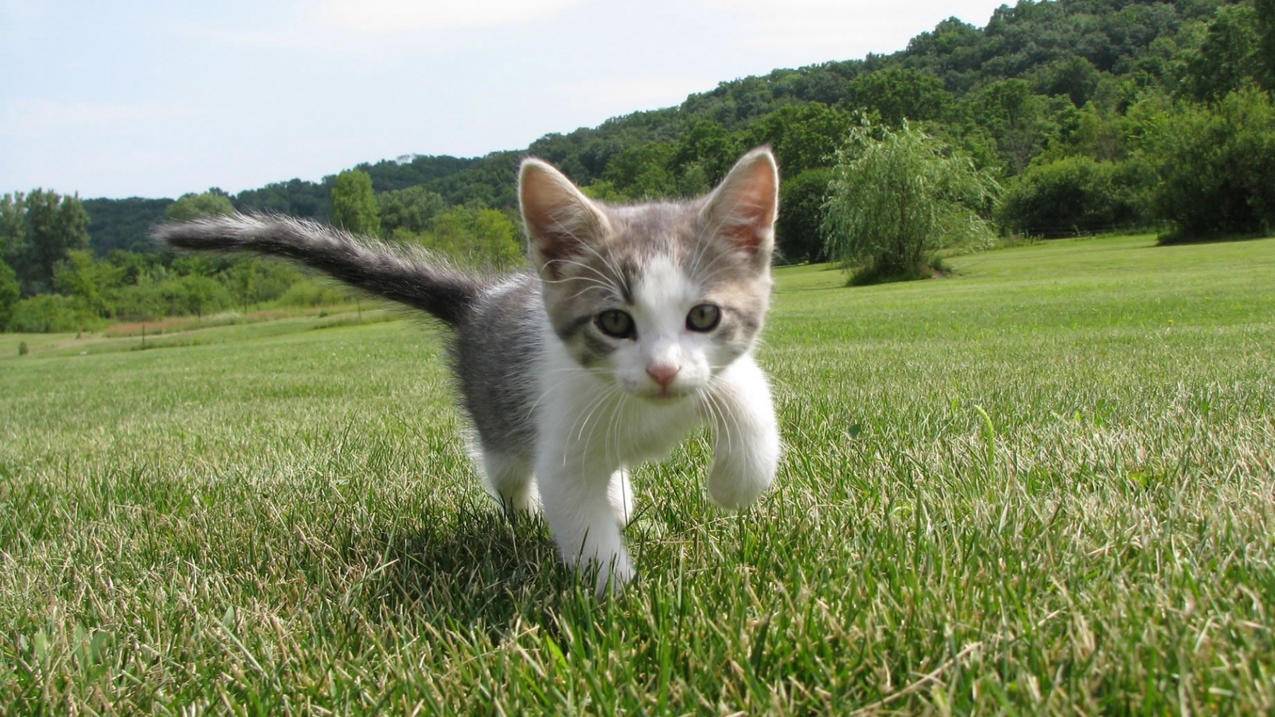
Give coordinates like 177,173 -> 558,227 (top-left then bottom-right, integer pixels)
79,0 -> 1261,253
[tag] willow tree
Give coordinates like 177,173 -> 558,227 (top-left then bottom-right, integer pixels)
822,121 -> 999,284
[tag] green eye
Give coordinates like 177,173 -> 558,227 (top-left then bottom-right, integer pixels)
595,309 -> 635,339
686,303 -> 721,332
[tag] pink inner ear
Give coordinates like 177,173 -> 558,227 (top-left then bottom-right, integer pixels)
520,163 -> 600,266
715,161 -> 777,253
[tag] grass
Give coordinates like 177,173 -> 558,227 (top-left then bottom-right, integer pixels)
1,233 -> 1273,713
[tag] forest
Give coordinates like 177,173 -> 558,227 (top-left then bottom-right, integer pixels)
2,0 -> 1273,332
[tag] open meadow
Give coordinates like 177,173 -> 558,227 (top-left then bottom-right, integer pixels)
2,233 -> 1273,713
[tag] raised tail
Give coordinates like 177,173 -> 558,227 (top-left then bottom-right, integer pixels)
153,212 -> 485,325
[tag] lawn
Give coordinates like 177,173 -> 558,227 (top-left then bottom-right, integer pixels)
2,233 -> 1273,713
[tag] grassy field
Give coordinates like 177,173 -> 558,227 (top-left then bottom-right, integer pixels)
2,233 -> 1273,713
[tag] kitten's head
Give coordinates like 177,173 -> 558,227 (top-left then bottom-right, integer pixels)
519,147 -> 777,402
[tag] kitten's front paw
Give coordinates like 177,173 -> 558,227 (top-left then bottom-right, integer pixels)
708,457 -> 775,510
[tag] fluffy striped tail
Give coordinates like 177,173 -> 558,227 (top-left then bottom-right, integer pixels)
154,213 -> 485,325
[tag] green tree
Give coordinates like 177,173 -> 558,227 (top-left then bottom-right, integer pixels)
330,170 -> 381,235
1181,3 -> 1263,101
53,249 -> 124,316
776,168 -> 834,264
744,103 -> 854,177
421,206 -> 522,269
602,143 -> 678,198
1145,87 -> 1275,239
378,185 -> 445,234
847,68 -> 955,125
966,80 -> 1064,173
6,190 -> 91,296
999,156 -> 1148,236
0,258 -> 18,329
1258,0 -> 1275,89
822,121 -> 999,284
6,294 -> 101,333
165,190 -> 235,222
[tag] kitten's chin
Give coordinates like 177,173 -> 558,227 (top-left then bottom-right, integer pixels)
632,386 -> 697,404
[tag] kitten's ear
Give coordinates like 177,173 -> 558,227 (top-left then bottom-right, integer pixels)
519,158 -> 610,269
700,147 -> 779,260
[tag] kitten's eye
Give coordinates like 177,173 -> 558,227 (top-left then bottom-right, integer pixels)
686,303 -> 721,332
595,309 -> 635,339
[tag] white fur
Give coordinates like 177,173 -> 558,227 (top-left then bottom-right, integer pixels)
482,262 -> 779,595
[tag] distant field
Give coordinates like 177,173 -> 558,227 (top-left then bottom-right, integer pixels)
2,234 -> 1273,713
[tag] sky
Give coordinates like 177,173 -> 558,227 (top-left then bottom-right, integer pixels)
0,0 -> 1008,199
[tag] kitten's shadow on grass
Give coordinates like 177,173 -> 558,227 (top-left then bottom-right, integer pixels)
369,501 -> 573,629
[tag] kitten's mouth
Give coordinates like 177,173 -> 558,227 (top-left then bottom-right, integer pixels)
637,386 -> 693,402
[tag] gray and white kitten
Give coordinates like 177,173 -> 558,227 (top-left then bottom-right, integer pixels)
156,148 -> 782,594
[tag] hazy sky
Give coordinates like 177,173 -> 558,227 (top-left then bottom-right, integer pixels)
1,0 -> 1007,199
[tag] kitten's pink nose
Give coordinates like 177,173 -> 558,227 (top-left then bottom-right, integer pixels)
646,363 -> 680,388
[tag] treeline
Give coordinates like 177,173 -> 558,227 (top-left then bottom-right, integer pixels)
4,0 -> 1275,332
0,180 -> 526,332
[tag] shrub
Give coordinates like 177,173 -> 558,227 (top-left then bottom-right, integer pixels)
108,275 -> 234,321
999,156 -> 1149,236
275,279 -> 353,308
7,294 -> 104,333
822,121 -> 999,284
777,168 -> 833,264
1147,87 -> 1275,240
0,257 -> 18,330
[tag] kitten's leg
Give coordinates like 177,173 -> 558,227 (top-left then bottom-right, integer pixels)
481,450 -> 538,517
703,355 -> 781,509
607,468 -> 636,525
536,453 -> 634,596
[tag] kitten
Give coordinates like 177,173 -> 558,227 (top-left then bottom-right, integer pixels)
155,148 -> 782,595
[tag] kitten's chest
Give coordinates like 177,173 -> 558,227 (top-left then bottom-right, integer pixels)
609,399 -> 701,463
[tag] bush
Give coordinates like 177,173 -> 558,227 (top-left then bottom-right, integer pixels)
999,156 -> 1149,236
275,279 -> 354,307
1147,87 -> 1275,240
0,258 -> 18,330
777,168 -> 833,264
822,121 -> 999,284
7,294 -> 104,333
108,275 -> 234,321
396,206 -> 523,270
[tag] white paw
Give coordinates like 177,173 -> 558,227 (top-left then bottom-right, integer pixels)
607,471 -> 636,525
708,460 -> 773,510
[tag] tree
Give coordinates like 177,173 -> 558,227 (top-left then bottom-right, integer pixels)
777,168 -> 833,264
379,185 -> 445,234
330,170 -> 381,235
1258,0 -> 1275,89
53,249 -> 123,316
0,258 -> 18,329
166,190 -> 235,222
999,156 -> 1148,236
847,68 -> 955,125
1180,3 -> 1262,101
1145,87 -> 1275,240
409,206 -> 522,269
743,103 -> 854,177
822,121 -> 999,284
966,80 -> 1064,173
4,190 -> 91,296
